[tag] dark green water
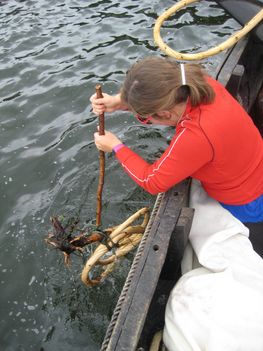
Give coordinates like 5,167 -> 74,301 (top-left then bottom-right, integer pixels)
0,1 -> 239,350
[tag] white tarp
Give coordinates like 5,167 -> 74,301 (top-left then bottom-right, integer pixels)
163,180 -> 263,351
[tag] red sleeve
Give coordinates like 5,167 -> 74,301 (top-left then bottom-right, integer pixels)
115,127 -> 213,194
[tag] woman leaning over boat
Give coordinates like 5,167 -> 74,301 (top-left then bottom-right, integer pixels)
90,56 -> 263,255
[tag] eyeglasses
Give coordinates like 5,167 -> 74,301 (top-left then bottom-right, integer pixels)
135,114 -> 153,125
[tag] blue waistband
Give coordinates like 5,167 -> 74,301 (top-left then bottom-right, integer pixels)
220,193 -> 263,223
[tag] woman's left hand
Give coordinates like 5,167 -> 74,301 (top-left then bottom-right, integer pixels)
94,129 -> 122,152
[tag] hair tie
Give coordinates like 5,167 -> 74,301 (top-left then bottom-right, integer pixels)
180,63 -> 186,86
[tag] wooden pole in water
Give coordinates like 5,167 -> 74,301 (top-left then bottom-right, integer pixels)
95,84 -> 105,227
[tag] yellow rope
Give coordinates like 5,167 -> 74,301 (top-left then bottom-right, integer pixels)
81,207 -> 150,286
153,0 -> 263,60
149,330 -> 164,351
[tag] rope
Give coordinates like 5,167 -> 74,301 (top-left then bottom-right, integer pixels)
81,207 -> 150,286
153,0 -> 263,60
149,330 -> 164,351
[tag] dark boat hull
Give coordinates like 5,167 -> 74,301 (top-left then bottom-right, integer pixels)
215,0 -> 263,42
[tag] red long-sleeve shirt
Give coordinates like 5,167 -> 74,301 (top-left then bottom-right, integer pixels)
115,77 -> 263,205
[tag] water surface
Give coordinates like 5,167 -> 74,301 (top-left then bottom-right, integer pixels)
0,1 -> 239,350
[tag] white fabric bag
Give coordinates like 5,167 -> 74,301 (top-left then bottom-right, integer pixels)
163,180 -> 263,351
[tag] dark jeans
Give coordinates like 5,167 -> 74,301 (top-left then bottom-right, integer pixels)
244,222 -> 263,258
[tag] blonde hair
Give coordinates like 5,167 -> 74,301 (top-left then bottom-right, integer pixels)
121,56 -> 215,116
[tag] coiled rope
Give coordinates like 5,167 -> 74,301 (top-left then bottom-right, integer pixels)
81,207 -> 150,286
153,0 -> 263,60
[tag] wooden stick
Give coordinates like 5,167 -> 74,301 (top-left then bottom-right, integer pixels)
95,84 -> 105,227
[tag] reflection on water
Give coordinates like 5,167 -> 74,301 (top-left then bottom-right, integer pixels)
0,0 -> 239,350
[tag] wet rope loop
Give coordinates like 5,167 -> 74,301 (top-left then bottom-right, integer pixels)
153,0 -> 263,60
81,207 -> 150,287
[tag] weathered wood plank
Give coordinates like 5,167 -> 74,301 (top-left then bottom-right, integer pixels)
101,179 -> 192,351
216,37 -> 248,87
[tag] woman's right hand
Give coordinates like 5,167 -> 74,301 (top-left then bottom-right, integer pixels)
94,129 -> 122,152
90,92 -> 126,115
